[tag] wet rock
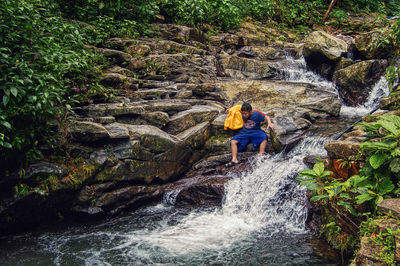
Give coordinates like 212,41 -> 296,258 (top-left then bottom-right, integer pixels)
100,73 -> 138,90
75,102 -> 145,117
352,237 -> 387,266
164,105 -> 221,135
70,121 -> 110,143
353,30 -> 395,59
177,121 -> 211,149
151,40 -> 207,55
128,58 -> 145,70
170,175 -> 231,206
302,31 -> 348,80
238,46 -> 286,60
192,83 -> 217,97
126,44 -> 151,56
135,89 -> 172,100
220,55 -> 275,79
125,124 -> 180,152
378,199 -> 400,218
107,66 -> 134,77
333,59 -> 388,106
299,97 -> 341,117
141,111 -> 170,128
105,38 -> 138,50
96,48 -> 132,66
77,182 -> 116,203
104,123 -> 130,139
324,140 -> 362,159
17,161 -> 67,182
157,24 -> 207,44
95,116 -> 116,124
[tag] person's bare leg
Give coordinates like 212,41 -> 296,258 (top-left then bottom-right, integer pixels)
258,140 -> 267,158
231,140 -> 239,163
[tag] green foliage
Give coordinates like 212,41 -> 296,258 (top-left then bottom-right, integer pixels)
0,0 -> 104,167
159,0 -> 273,30
298,114 -> 400,216
371,228 -> 400,265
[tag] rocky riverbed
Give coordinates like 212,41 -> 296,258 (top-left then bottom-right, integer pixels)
0,18 -> 394,235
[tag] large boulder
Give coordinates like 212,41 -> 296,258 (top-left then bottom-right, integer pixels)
218,79 -> 340,140
70,121 -> 110,143
164,105 -> 221,135
302,31 -> 348,80
333,59 -> 388,106
220,55 -> 276,79
353,30 -> 396,60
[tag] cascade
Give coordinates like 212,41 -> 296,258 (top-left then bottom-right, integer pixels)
0,55 -> 389,265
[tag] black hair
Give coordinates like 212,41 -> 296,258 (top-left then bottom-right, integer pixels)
241,102 -> 252,112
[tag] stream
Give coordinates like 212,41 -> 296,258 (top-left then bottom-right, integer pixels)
0,56 -> 390,265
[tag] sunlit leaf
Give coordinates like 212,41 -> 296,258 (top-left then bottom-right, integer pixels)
369,153 -> 389,169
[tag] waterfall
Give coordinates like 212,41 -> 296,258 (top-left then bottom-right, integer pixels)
139,137 -> 328,255
340,77 -> 390,118
281,55 -> 390,119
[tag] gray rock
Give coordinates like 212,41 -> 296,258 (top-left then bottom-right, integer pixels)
96,48 -> 132,66
76,103 -> 145,117
141,111 -> 170,128
302,31 -> 348,79
96,116 -> 116,124
18,162 -> 67,181
177,121 -> 211,149
104,123 -> 130,139
164,105 -> 221,135
220,55 -> 275,79
124,124 -> 180,153
333,59 -> 388,106
378,198 -> 400,218
70,121 -> 110,143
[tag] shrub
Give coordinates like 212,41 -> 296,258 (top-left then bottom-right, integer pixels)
0,0 -> 102,168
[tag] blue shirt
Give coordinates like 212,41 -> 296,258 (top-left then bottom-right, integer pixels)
242,111 -> 265,132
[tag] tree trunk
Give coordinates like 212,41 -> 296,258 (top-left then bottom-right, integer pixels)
322,0 -> 339,23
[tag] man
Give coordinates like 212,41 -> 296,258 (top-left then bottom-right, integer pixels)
225,102 -> 275,167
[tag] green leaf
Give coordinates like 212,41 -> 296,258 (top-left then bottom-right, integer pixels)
10,87 -> 18,97
300,169 -> 317,179
377,178 -> 395,195
356,193 -> 376,204
339,193 -> 351,199
377,119 -> 400,136
389,158 -> 400,173
3,95 -> 9,106
369,153 -> 389,169
310,194 -> 330,202
0,121 -> 11,129
360,141 -> 391,151
313,162 -> 324,176
375,195 -> 384,206
338,201 -> 358,216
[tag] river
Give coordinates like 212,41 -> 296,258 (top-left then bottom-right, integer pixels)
0,56 -> 389,265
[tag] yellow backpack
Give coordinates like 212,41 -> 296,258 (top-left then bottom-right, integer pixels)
224,105 -> 244,130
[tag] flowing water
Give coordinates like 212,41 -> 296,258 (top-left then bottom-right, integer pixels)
0,56 -> 389,265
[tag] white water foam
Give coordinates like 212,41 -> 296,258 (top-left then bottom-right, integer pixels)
282,56 -> 390,119
282,56 -> 338,94
340,77 -> 390,118
134,137 -> 329,255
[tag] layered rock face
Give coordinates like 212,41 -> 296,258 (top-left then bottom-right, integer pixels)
0,23 -> 389,235
302,29 -> 390,106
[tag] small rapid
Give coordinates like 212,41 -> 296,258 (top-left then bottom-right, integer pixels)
1,137 -> 337,265
0,55 -> 390,266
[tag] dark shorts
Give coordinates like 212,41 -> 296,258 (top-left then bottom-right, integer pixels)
232,130 -> 268,151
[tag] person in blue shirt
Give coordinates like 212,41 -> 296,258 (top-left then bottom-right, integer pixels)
225,102 -> 275,167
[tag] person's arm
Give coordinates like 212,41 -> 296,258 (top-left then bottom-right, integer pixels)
263,115 -> 275,130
